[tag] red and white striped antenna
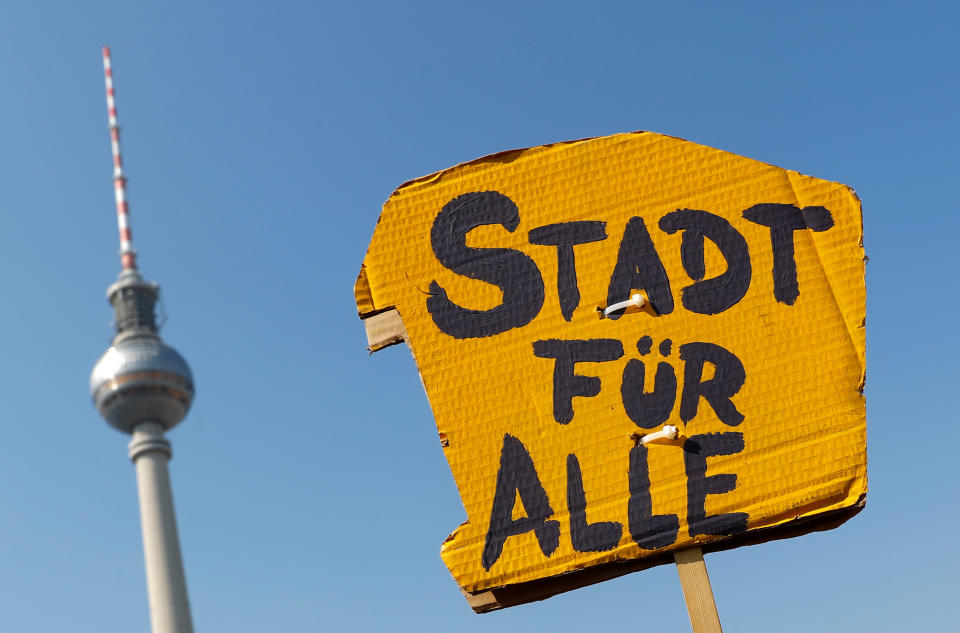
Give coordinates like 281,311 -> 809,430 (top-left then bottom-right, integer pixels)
102,46 -> 137,271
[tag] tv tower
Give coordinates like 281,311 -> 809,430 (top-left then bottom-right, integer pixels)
90,47 -> 196,633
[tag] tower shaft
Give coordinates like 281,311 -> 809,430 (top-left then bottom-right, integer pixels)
129,422 -> 194,633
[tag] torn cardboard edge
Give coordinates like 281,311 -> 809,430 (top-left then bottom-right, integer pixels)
461,497 -> 864,613
354,265 -> 376,317
386,129 -> 829,197
389,135 -> 607,194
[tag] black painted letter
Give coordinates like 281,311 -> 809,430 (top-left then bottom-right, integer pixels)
533,339 -> 624,424
567,454 -> 623,552
628,443 -> 680,549
683,433 -> 748,537
428,191 -> 544,339
679,342 -> 745,427
482,434 -> 561,570
621,358 -> 677,429
742,203 -> 834,305
529,221 -> 607,321
659,209 -> 752,315
605,217 -> 674,317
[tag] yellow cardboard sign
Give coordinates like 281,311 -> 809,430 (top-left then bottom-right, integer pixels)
355,132 -> 866,611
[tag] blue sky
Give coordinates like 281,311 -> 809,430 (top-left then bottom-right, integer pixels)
0,1 -> 956,631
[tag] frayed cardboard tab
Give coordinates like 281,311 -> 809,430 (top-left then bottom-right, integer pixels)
362,309 -> 406,351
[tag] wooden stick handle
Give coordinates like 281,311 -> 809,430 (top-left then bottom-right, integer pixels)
674,547 -> 723,633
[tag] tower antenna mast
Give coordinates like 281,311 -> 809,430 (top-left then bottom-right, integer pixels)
103,47 -> 137,271
91,47 -> 196,633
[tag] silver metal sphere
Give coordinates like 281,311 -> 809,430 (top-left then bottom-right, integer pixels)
90,336 -> 194,434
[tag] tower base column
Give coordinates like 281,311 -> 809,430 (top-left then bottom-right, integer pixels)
129,421 -> 194,633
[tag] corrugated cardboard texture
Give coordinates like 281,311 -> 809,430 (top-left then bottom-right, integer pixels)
356,132 -> 866,609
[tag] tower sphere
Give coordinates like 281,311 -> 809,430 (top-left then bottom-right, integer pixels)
90,336 -> 194,434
